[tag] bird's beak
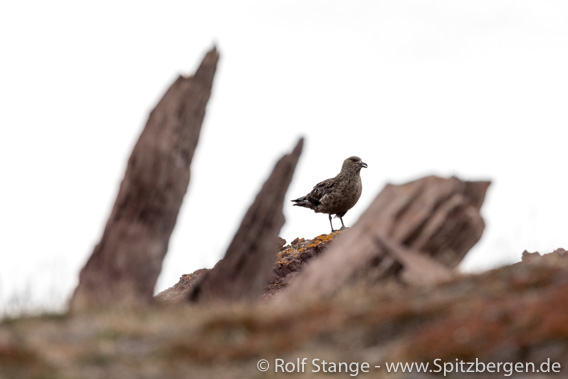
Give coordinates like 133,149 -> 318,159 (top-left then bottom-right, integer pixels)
360,162 -> 368,168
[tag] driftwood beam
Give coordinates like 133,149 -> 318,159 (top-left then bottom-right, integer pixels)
70,48 -> 219,310
373,233 -> 454,286
189,138 -> 304,303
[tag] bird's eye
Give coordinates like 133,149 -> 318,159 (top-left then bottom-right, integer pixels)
350,158 -> 358,162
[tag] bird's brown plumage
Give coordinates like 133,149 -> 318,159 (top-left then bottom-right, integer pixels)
292,156 -> 367,232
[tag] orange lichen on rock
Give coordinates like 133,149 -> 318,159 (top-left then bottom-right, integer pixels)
276,232 -> 341,263
307,232 -> 337,249
265,230 -> 345,299
158,231 -> 346,302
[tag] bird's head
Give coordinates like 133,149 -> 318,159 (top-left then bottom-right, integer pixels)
342,156 -> 368,172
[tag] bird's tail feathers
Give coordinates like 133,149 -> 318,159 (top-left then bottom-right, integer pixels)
291,196 -> 313,209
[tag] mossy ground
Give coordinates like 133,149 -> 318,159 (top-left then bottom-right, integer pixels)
2,251 -> 568,378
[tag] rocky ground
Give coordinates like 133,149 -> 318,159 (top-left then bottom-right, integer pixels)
2,232 -> 567,378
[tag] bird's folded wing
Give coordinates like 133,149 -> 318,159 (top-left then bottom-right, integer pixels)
313,178 -> 336,191
308,178 -> 336,203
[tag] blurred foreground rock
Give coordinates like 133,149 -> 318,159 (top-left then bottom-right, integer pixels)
70,48 -> 219,310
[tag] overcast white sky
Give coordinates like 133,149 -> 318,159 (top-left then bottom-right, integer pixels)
1,1 -> 568,315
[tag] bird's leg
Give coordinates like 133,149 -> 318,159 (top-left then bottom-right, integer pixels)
328,214 -> 335,233
339,216 -> 346,230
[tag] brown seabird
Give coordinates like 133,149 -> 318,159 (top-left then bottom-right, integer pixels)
292,156 -> 367,232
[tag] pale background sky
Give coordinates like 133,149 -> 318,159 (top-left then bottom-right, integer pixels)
1,1 -> 567,316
